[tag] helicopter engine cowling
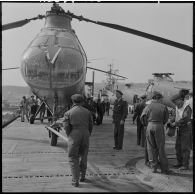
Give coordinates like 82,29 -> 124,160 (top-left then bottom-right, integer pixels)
20,8 -> 87,114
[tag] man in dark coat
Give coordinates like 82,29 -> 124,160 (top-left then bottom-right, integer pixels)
133,95 -> 147,147
105,101 -> 110,116
112,90 -> 128,150
96,99 -> 103,125
99,100 -> 105,124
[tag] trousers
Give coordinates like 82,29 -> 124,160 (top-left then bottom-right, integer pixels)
136,120 -> 142,145
114,121 -> 124,149
146,122 -> 169,172
175,126 -> 191,167
21,108 -> 29,122
68,130 -> 89,182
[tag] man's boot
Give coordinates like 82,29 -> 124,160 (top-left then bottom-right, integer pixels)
80,171 -> 86,182
72,180 -> 79,187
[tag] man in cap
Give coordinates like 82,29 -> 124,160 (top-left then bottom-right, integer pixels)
112,90 -> 128,150
170,93 -> 192,170
133,94 -> 147,147
63,94 -> 93,187
141,91 -> 170,174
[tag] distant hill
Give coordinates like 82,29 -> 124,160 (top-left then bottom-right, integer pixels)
2,86 -> 32,102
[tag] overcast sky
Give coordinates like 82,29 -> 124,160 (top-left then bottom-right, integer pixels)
2,2 -> 193,86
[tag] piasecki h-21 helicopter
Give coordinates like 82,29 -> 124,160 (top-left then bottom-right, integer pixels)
3,3 -> 193,146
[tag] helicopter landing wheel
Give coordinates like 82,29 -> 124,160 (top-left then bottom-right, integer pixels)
50,132 -> 58,146
29,115 -> 35,124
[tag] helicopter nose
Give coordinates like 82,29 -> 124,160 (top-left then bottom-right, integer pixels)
21,47 -> 87,89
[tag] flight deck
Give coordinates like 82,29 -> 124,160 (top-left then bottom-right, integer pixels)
2,114 -> 193,192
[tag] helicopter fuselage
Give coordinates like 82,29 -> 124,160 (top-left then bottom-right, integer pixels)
20,10 -> 87,114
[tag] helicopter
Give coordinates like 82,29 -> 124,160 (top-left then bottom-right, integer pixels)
99,72 -> 192,111
2,3 -> 192,146
122,73 -> 192,112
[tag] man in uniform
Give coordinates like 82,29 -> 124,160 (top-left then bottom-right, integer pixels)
170,94 -> 192,170
141,91 -> 170,174
63,94 -> 93,187
105,101 -> 110,116
133,95 -> 147,147
99,99 -> 105,124
112,90 -> 128,150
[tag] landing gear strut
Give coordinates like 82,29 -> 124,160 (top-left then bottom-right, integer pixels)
50,94 -> 58,146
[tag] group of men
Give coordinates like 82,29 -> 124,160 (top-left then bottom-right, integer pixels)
84,97 -> 110,125
20,95 -> 38,122
20,95 -> 51,123
133,90 -> 193,174
20,88 -> 192,187
62,90 -> 126,187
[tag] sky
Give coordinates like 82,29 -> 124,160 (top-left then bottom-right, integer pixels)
2,2 -> 193,86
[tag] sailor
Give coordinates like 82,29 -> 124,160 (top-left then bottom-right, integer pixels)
141,91 -> 170,174
112,90 -> 128,150
170,93 -> 192,170
133,94 -> 147,147
63,94 -> 93,187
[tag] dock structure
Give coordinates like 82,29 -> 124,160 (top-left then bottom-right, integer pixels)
2,114 -> 193,192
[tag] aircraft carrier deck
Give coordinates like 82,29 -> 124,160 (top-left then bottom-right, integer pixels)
2,113 -> 193,192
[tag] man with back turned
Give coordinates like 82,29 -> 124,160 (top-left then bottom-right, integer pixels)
141,91 -> 170,174
63,94 -> 93,187
112,90 -> 128,150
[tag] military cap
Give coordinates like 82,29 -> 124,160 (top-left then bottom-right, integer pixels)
152,91 -> 163,99
140,94 -> 147,99
116,90 -> 123,95
71,94 -> 84,103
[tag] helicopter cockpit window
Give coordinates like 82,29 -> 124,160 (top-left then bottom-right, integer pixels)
163,75 -> 173,82
58,37 -> 78,49
37,71 -> 49,81
70,68 -> 82,82
51,67 -> 83,83
31,36 -> 50,47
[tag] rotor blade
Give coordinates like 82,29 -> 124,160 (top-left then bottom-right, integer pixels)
2,15 -> 45,31
87,66 -> 127,79
87,58 -> 106,64
66,12 -> 192,52
2,67 -> 20,70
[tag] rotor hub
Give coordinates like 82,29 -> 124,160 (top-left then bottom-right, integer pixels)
45,3 -> 72,29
